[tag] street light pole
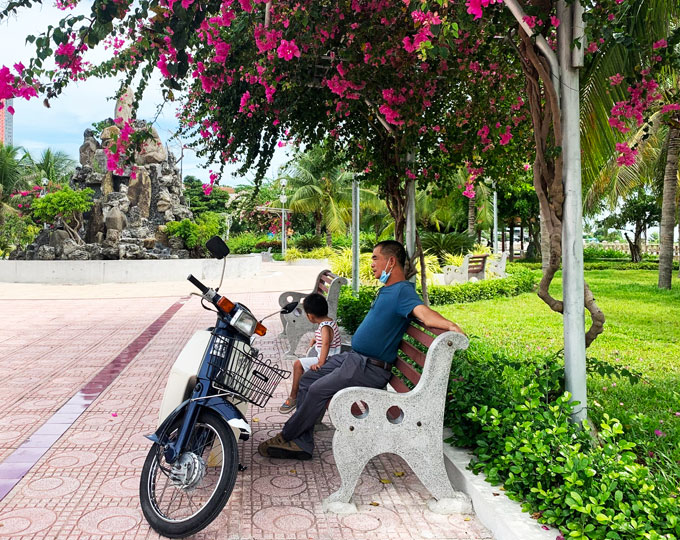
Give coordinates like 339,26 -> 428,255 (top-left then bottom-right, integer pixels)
280,179 -> 288,257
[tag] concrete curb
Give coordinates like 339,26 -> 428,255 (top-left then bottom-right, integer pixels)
443,429 -> 560,540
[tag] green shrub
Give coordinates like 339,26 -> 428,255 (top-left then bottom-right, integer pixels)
507,261 -> 680,272
255,240 -> 282,251
331,234 -> 352,249
0,212 -> 40,256
445,342 -> 680,540
293,233 -> 323,251
330,248 -> 380,285
421,231 -> 476,264
227,232 -> 263,254
285,246 -> 335,261
165,212 -> 225,253
31,186 -> 93,230
426,269 -> 537,305
583,246 -> 629,260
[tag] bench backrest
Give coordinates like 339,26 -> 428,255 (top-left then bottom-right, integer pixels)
467,254 -> 488,274
389,322 -> 446,393
314,269 -> 339,297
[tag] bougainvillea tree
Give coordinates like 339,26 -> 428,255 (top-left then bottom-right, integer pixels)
0,0 -> 677,348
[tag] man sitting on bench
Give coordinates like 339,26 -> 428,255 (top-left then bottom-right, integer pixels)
258,240 -> 465,460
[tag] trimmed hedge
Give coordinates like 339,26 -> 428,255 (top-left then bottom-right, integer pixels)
337,269 -> 538,334
507,261 -> 680,272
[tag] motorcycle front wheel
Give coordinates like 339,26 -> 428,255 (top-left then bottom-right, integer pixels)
140,409 -> 239,538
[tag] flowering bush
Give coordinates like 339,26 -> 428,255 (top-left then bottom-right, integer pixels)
445,342 -> 680,540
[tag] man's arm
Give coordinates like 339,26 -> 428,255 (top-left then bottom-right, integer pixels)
412,304 -> 465,335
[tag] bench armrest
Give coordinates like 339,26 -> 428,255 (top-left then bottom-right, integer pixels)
278,290 -> 307,309
328,386 -> 406,426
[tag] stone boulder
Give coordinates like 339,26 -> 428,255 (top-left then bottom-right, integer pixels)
105,207 -> 128,232
79,129 -> 100,167
127,169 -> 152,218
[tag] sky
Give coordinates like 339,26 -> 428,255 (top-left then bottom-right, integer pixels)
0,3 -> 292,187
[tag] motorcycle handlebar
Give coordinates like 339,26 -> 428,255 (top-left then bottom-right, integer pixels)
187,274 -> 209,295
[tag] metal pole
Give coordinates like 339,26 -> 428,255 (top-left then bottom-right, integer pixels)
281,208 -> 286,256
493,187 -> 498,254
559,0 -> 587,424
352,179 -> 360,295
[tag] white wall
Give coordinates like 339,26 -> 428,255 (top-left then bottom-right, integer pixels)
0,255 -> 261,284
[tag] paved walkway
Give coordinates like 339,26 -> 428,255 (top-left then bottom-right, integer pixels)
0,262 -> 492,539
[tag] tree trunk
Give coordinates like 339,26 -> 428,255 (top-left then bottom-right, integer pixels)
416,230 -> 429,306
467,194 -> 476,235
625,231 -> 642,263
509,223 -> 515,261
501,227 -> 506,253
326,229 -> 332,247
517,28 -> 604,346
315,213 -> 322,237
658,125 -> 679,289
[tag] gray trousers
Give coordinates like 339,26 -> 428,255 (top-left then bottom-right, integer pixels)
281,350 -> 392,455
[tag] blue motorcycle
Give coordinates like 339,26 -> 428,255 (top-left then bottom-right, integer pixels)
139,236 -> 294,538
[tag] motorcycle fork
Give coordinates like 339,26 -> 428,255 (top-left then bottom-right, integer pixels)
162,379 -> 210,464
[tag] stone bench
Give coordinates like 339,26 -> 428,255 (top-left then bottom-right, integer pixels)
278,269 -> 347,355
487,251 -> 509,278
323,321 -> 472,515
443,254 -> 488,284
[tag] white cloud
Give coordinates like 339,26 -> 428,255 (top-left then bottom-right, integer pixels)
1,3 -> 292,186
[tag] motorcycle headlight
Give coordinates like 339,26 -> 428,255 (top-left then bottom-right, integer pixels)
230,308 -> 258,337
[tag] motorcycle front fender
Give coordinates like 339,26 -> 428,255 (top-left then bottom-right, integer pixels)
145,397 -> 251,445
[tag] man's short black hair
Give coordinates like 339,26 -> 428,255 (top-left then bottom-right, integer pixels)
375,240 -> 406,268
303,293 -> 329,317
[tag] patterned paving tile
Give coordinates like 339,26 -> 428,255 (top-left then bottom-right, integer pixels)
0,292 -> 492,539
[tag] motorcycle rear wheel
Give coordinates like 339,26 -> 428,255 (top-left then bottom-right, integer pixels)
140,409 -> 239,538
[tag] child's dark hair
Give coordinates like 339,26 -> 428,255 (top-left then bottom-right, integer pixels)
303,293 -> 329,317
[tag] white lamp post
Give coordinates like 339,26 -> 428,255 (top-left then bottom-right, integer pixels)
280,178 -> 288,256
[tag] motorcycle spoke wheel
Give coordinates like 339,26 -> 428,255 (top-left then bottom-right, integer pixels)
140,410 -> 238,538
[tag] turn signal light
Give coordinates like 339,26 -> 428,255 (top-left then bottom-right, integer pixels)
216,296 -> 235,313
254,323 -> 267,336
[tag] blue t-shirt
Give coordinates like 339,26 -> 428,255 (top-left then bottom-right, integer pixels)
351,281 -> 423,364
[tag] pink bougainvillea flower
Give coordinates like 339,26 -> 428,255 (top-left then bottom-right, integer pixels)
660,104 -> 680,113
615,142 -> 637,166
7,105 -> 15,115
654,429 -> 666,437
550,16 -> 560,27
609,73 -> 624,85
653,39 -> 667,49
462,182 -> 476,199
523,163 -> 531,171
277,39 -> 301,61
499,126 -> 512,145
586,42 -> 599,54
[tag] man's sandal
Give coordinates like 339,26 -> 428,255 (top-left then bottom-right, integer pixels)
257,432 -> 311,460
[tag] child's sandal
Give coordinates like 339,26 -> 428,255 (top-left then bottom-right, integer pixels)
279,397 -> 297,414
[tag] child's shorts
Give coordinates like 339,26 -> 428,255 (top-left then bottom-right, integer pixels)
299,346 -> 342,372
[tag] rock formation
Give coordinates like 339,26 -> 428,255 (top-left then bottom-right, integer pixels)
15,117 -> 194,261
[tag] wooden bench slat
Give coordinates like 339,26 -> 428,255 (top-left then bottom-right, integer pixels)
405,325 -> 436,348
317,282 -> 330,294
388,375 -> 410,394
394,358 -> 421,386
398,340 -> 426,368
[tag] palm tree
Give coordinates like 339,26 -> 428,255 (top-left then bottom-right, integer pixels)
0,143 -> 31,204
284,145 -> 354,246
24,148 -> 76,186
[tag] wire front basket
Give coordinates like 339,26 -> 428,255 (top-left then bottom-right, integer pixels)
207,334 -> 290,408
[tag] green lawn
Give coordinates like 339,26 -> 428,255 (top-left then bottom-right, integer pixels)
436,269 -> 680,485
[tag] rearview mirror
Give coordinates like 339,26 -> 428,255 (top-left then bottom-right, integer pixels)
206,236 -> 230,260
281,302 -> 298,314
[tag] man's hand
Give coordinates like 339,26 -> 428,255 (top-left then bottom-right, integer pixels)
310,362 -> 321,371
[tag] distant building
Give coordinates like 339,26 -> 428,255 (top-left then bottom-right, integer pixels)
0,99 -> 14,146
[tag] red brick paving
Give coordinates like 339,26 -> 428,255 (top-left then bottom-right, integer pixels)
0,291 -> 492,539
